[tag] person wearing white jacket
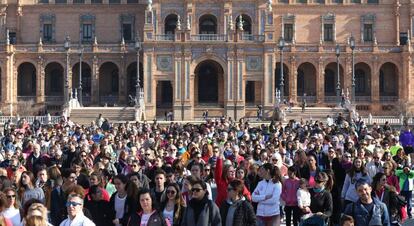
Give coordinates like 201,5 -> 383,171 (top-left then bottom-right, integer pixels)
252,163 -> 282,226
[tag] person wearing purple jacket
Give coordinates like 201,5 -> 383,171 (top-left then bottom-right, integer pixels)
399,125 -> 414,161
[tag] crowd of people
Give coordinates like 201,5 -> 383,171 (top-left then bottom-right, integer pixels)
0,114 -> 412,226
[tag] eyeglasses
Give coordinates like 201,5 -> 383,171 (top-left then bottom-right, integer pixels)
166,190 -> 176,195
145,153 -> 151,156
66,201 -> 82,207
227,187 -> 235,191
191,188 -> 202,192
81,154 -> 87,157
205,168 -> 211,171
6,195 -> 15,199
344,155 -> 351,158
130,165 -> 138,168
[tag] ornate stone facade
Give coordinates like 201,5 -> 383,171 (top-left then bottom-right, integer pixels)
0,0 -> 412,120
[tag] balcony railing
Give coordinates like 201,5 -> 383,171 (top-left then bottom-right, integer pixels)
100,95 -> 118,105
17,96 -> 36,102
155,34 -> 174,41
241,34 -> 265,42
297,96 -> 317,103
380,96 -> 398,103
355,96 -> 371,102
324,96 -> 338,103
45,96 -> 64,103
191,34 -> 227,41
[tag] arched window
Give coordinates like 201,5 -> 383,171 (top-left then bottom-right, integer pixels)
236,14 -> 252,34
199,15 -> 217,34
165,14 -> 178,35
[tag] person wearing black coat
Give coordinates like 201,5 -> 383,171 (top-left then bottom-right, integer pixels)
109,175 -> 138,226
220,180 -> 256,226
126,189 -> 168,226
84,185 -> 112,226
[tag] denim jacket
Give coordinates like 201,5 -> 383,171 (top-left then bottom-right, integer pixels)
344,198 -> 390,226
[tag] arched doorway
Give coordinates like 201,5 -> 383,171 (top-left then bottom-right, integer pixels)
275,63 -> 289,100
194,60 -> 224,106
235,14 -> 252,34
379,62 -> 398,102
354,62 -> 371,102
72,62 -> 92,105
99,62 -> 119,106
297,62 -> 317,102
45,62 -> 64,105
199,14 -> 217,34
156,81 -> 173,119
17,62 -> 36,97
164,14 -> 178,35
126,62 -> 144,98
324,62 -> 344,102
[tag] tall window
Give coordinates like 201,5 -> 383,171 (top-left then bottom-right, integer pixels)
324,24 -> 333,41
199,15 -> 217,34
363,24 -> 373,42
9,32 -> 16,44
122,23 -> 132,41
164,14 -> 178,35
355,69 -> 366,94
82,24 -> 92,41
284,24 -> 293,42
43,24 -> 52,42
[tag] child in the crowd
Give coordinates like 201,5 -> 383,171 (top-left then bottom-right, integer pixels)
282,166 -> 301,226
297,178 -> 312,221
340,214 -> 354,226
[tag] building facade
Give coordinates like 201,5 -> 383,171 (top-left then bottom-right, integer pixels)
0,0 -> 412,120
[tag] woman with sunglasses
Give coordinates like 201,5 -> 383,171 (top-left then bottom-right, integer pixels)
220,179 -> 256,226
2,188 -> 19,226
127,188 -> 169,226
160,183 -> 186,226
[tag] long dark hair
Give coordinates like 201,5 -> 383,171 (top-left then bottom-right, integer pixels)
261,163 -> 282,184
348,158 -> 367,178
160,183 -> 185,222
372,172 -> 386,191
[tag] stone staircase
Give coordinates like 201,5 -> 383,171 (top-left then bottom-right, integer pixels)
283,107 -> 349,123
69,107 -> 135,125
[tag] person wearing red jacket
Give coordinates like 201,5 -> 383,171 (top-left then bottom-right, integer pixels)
214,153 -> 251,207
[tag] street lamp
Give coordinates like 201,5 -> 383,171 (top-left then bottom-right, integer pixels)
64,36 -> 70,107
349,35 -> 356,103
134,35 -> 142,108
78,47 -> 84,106
335,44 -> 341,106
278,36 -> 285,102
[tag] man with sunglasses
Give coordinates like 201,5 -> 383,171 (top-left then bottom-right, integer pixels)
60,194 -> 95,226
181,179 -> 222,226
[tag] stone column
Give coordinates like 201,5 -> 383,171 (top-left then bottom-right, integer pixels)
289,56 -> 297,103
316,57 -> 324,104
182,52 -> 192,120
173,51 -> 183,120
118,54 -> 127,105
225,50 -> 235,119
371,57 -> 380,103
36,56 -> 45,104
263,52 -> 274,106
91,55 -> 99,105
235,54 -> 245,120
144,52 -> 155,119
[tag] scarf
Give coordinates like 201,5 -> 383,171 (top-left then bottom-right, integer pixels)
189,194 -> 209,224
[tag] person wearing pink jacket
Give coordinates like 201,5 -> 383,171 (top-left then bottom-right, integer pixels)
281,166 -> 301,226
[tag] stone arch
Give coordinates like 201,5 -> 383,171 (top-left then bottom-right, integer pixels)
99,62 -> 119,105
235,14 -> 253,34
354,62 -> 371,97
164,14 -> 178,35
324,62 -> 344,97
45,62 -> 64,96
199,14 -> 218,34
17,62 -> 36,96
379,62 -> 398,97
126,61 -> 144,97
297,62 -> 317,97
275,62 -> 289,98
194,60 -> 225,106
72,62 -> 92,102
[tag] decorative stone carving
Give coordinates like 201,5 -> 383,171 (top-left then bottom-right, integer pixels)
176,15 -> 182,30
238,15 -> 244,31
246,56 -> 263,71
156,55 -> 173,71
